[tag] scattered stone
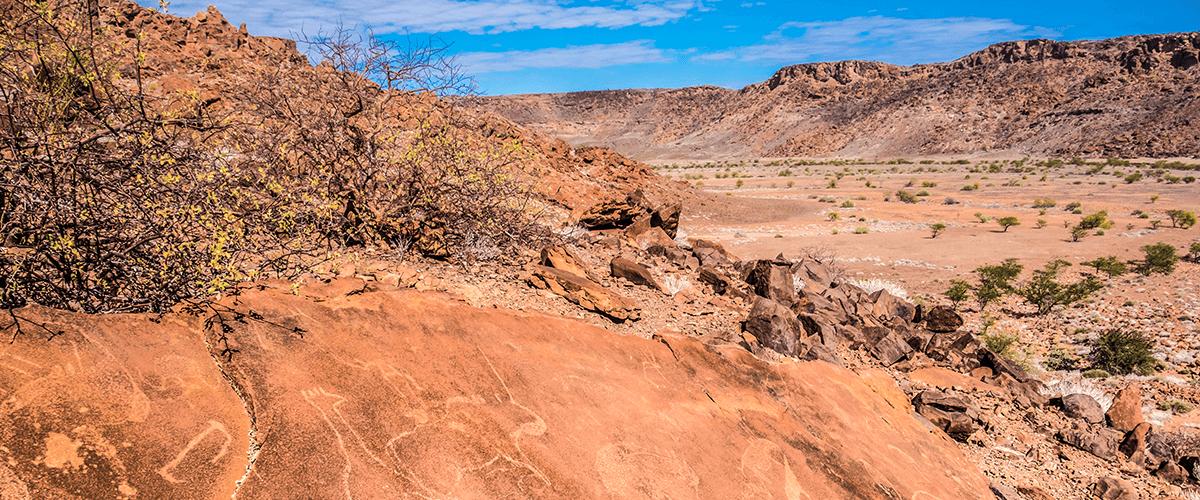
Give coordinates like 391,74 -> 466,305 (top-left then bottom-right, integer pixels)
1155,460 -> 1189,484
1088,477 -> 1137,500
578,190 -> 650,230
610,256 -> 659,290
690,239 -> 735,268
869,289 -> 916,322
913,389 -> 979,441
541,245 -> 592,280
1061,393 -> 1106,425
1057,424 -> 1120,460
527,265 -> 640,322
1119,422 -> 1152,465
1106,385 -> 1145,432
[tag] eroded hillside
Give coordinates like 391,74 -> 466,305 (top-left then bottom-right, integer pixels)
474,35 -> 1200,160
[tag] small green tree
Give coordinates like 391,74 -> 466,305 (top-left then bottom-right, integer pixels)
896,190 -> 918,203
1077,211 -> 1113,231
1166,210 -> 1197,229
1188,242 -> 1200,263
930,223 -> 947,239
997,217 -> 1021,232
1083,256 -> 1128,278
1017,259 -> 1104,315
1090,330 -> 1157,375
1138,243 -> 1179,275
974,259 -> 1023,310
944,280 -> 971,308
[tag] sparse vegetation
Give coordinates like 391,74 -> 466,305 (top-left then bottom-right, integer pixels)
997,217 -> 1021,232
895,190 -> 918,203
930,223 -> 947,239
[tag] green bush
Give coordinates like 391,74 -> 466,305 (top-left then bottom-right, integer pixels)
974,259 -> 1023,310
1083,256 -> 1128,277
895,190 -> 918,203
944,280 -> 970,307
1033,198 -> 1057,209
982,332 -> 1020,359
1089,330 -> 1157,375
1017,259 -> 1103,315
1082,368 -> 1111,379
930,223 -> 948,239
997,217 -> 1021,232
1043,348 -> 1080,371
1138,243 -> 1179,275
1167,210 -> 1197,229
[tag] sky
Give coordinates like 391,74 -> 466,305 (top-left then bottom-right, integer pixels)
151,0 -> 1200,95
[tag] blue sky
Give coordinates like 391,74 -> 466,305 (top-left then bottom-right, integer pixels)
154,0 -> 1200,94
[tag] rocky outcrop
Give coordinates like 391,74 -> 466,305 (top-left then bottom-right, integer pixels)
0,286 -> 994,498
1107,385 -> 1145,432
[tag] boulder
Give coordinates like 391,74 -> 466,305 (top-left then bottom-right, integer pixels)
1056,424 -> 1120,460
1106,385 -> 1144,432
743,297 -> 804,356
913,390 -> 978,441
1119,422 -> 1152,465
869,331 -> 914,366
540,245 -> 592,280
690,239 -> 735,268
578,190 -> 650,230
924,306 -> 964,333
1088,477 -> 1137,500
1155,460 -> 1189,484
1061,393 -> 1106,425
744,260 -> 798,305
697,265 -> 742,297
610,256 -> 659,289
791,259 -> 834,295
869,289 -> 916,323
527,265 -> 640,322
650,201 -> 682,238
625,221 -> 676,251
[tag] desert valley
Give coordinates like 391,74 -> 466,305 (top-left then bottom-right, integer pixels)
1,1 -> 1199,499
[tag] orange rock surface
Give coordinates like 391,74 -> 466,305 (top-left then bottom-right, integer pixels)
2,283 -> 991,498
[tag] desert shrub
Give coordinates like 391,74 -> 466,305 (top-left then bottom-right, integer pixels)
840,200 -> 855,208
1042,348 -> 1080,371
1017,259 -> 1103,315
1189,242 -> 1200,263
853,226 -> 869,234
1077,211 -> 1113,231
1064,201 -> 1082,212
0,4 -> 540,317
996,216 -> 1021,232
944,280 -> 970,308
974,212 -> 990,223
1083,256 -> 1128,277
1081,368 -> 1112,379
961,183 -> 979,191
1158,400 -> 1195,414
1167,209 -> 1197,229
827,212 -> 841,221
895,190 -> 918,203
1137,243 -> 1178,275
1124,172 -> 1143,184
974,259 -> 1023,310
1033,198 -> 1057,209
930,223 -> 947,239
1035,219 -> 1048,229
1089,330 -> 1157,375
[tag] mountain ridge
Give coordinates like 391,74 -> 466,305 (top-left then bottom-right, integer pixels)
472,32 -> 1200,160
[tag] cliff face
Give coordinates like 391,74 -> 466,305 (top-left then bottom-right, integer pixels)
474,33 -> 1200,160
0,284 -> 992,498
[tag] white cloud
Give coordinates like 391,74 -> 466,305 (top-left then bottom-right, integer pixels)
158,0 -> 701,36
456,40 -> 671,73
694,16 -> 1061,65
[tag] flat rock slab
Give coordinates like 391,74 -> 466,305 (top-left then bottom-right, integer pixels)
0,309 -> 250,499
3,285 -> 992,498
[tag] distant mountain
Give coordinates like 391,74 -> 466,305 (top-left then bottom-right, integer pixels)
471,34 -> 1200,160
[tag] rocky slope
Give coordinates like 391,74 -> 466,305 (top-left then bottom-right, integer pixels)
472,34 -> 1200,160
0,283 -> 992,498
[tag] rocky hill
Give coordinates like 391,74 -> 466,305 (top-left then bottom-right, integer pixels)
472,34 -> 1200,160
